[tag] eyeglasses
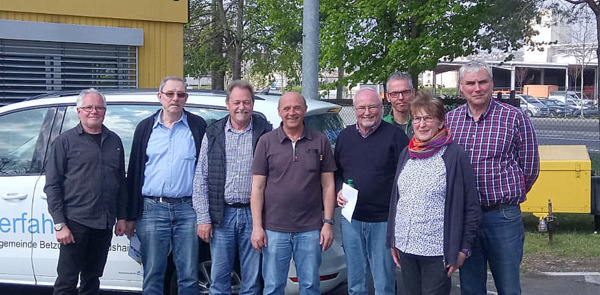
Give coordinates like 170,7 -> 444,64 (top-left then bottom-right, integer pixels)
413,116 -> 435,124
388,89 -> 413,98
79,106 -> 106,113
161,91 -> 188,99
355,104 -> 381,113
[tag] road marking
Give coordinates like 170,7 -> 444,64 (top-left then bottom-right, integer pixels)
541,272 -> 600,285
585,275 -> 600,285
541,272 -> 600,276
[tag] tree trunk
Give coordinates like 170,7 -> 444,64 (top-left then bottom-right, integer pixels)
211,0 -> 225,90
231,0 -> 244,80
336,65 -> 345,100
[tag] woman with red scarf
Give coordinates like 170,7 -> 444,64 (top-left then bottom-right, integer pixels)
385,91 -> 482,295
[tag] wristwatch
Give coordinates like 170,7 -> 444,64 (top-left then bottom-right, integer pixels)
323,218 -> 335,225
54,223 -> 67,231
461,248 -> 472,258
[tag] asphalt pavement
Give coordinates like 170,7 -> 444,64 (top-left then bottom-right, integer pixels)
2,270 -> 599,294
325,269 -> 600,295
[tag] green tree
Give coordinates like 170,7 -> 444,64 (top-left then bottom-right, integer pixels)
319,0 -> 542,88
186,0 -> 542,91
185,0 -> 266,89
558,1 -> 600,103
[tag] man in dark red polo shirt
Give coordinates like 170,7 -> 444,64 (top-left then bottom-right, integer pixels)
250,91 -> 336,295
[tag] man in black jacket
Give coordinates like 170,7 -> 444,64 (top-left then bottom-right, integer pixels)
126,77 -> 207,295
192,80 -> 272,294
45,88 -> 129,295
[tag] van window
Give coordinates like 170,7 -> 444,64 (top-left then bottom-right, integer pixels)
304,112 -> 345,149
62,105 -> 229,167
0,108 -> 54,175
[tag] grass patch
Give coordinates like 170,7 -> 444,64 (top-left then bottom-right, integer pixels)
524,232 -> 600,258
520,213 -> 600,272
590,151 -> 600,176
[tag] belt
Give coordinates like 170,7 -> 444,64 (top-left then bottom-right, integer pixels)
226,202 -> 250,208
481,203 -> 509,213
144,196 -> 191,203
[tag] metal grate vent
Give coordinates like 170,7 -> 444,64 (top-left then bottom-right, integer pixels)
0,39 -> 137,104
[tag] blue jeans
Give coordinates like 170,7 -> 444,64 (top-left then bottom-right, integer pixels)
459,205 -> 525,295
210,206 -> 261,295
341,219 -> 396,295
137,198 -> 199,295
262,229 -> 321,295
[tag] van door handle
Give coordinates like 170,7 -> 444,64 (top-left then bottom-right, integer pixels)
1,193 -> 28,201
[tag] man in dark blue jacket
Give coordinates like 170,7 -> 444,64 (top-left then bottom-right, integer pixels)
335,88 -> 409,295
192,80 -> 272,294
126,77 -> 207,295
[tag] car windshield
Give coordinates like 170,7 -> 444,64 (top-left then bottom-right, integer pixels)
545,99 -> 565,106
304,112 -> 345,150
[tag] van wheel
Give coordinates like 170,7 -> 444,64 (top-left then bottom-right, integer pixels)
198,260 -> 243,294
166,260 -> 243,294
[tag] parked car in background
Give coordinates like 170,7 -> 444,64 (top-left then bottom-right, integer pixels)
565,98 -> 599,118
503,94 -> 549,117
521,94 -> 550,117
539,99 -> 568,117
0,90 -> 348,295
548,91 -> 583,102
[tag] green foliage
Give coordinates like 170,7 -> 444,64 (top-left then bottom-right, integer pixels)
319,0 -> 541,86
589,151 -> 600,176
184,0 -> 227,79
185,0 -> 542,89
522,213 -> 600,258
248,0 -> 304,86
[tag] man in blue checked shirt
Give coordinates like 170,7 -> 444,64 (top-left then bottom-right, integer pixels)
446,60 -> 540,295
126,76 -> 207,295
192,80 -> 272,294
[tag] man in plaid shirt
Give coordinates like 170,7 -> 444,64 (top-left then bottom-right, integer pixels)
446,60 -> 540,295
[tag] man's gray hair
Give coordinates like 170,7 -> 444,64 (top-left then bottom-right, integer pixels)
159,76 -> 186,93
76,88 -> 106,107
459,60 -> 493,82
386,72 -> 413,91
353,88 -> 381,106
227,80 -> 255,103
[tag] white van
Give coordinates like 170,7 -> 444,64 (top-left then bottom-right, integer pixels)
0,90 -> 347,294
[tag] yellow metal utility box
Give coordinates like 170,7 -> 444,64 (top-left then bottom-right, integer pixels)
522,145 -> 591,214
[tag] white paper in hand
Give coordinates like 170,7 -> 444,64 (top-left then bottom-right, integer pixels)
341,183 -> 358,222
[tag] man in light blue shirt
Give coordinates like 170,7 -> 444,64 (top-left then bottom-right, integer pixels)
126,76 -> 207,295
192,80 -> 272,294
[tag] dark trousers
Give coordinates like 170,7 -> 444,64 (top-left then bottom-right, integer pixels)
53,220 -> 113,295
398,251 -> 451,295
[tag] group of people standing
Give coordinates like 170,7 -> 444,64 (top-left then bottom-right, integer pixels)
44,59 -> 539,295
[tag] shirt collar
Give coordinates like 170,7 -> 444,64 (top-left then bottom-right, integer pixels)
153,110 -> 189,128
355,119 -> 382,138
225,116 -> 253,133
76,122 -> 106,135
276,122 -> 311,143
466,98 -> 495,121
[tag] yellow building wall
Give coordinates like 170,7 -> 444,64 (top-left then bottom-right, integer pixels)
0,1 -> 187,88
0,0 -> 187,23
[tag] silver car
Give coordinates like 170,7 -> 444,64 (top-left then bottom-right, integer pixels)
0,90 -> 347,295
